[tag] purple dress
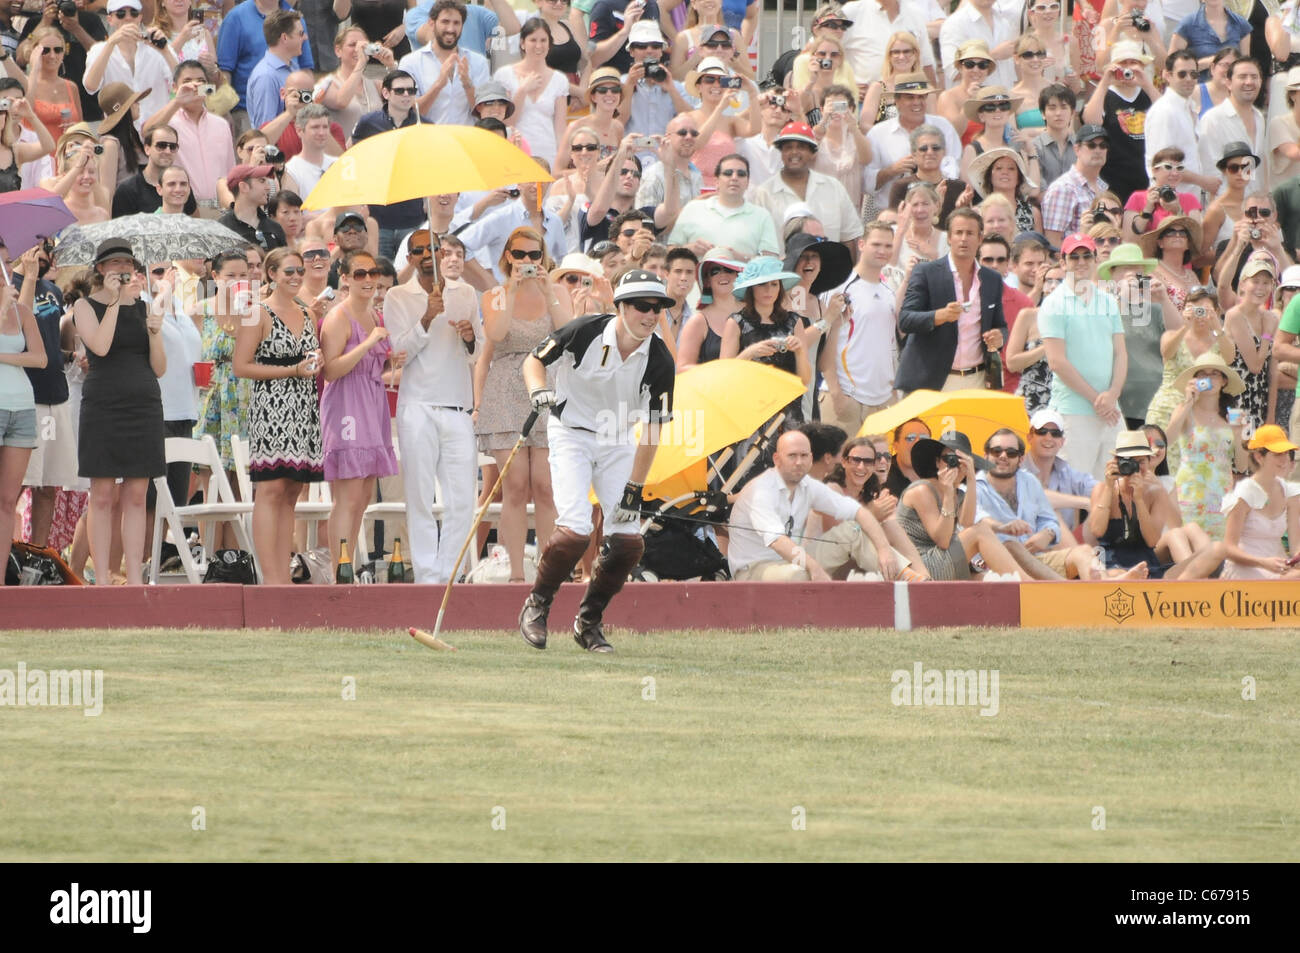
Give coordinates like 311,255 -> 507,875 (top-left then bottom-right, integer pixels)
320,317 -> 398,481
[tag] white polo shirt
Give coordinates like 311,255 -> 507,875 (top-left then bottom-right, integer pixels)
727,467 -> 861,575
822,272 -> 899,406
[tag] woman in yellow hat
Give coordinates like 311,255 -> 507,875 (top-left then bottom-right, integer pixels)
1221,424 -> 1300,578
1166,350 -> 1249,537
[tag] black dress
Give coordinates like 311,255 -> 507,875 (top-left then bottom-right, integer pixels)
734,308 -> 809,423
78,297 -> 165,479
545,19 -> 582,77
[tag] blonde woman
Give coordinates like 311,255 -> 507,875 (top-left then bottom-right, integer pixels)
859,31 -> 926,131
21,26 -> 81,143
976,191 -> 1017,243
789,7 -> 855,90
42,133 -> 110,224
892,183 -> 949,275
473,226 -> 570,582
1021,0 -> 1080,89
153,0 -> 217,68
1010,34 -> 1052,138
315,24 -> 390,147
669,0 -> 748,81
548,125 -> 602,251
0,96 -> 54,194
684,57 -> 762,192
795,33 -> 850,118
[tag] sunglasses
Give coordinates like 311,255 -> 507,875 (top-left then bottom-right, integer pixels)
509,248 -> 543,261
336,223 -> 365,234
1245,207 -> 1273,219
846,454 -> 876,466
1225,161 -> 1253,173
111,7 -> 141,17
1067,250 -> 1095,261
960,59 -> 993,71
1170,69 -> 1196,79
563,274 -> 593,286
150,266 -> 167,276
1031,1 -> 1061,10
1153,163 -> 1185,172
1162,228 -> 1190,239
703,266 -> 736,278
629,42 -> 663,51
980,255 -> 1008,264
41,46 -> 65,55
978,102 -> 1012,114
408,244 -> 432,256
351,267 -> 383,279
1018,50 -> 1049,60
674,128 -> 701,137
389,86 -> 417,95
1032,427 -> 1063,438
619,167 -> 642,178
718,168 -> 748,178
619,227 -> 641,237
915,143 -> 944,153
572,142 -> 601,152
301,248 -> 330,260
279,266 -> 306,276
590,85 -> 621,97
1094,236 -> 1121,247
151,140 -> 179,151
626,299 -> 665,313
988,446 -> 1022,458
702,40 -> 732,49
1082,140 -> 1109,150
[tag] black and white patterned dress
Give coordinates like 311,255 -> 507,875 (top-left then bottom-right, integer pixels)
248,303 -> 323,483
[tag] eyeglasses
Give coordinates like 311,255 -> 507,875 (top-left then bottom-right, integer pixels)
978,102 -> 1013,114
1225,161 -> 1253,173
629,42 -> 664,51
915,143 -> 944,153
987,446 -> 1022,458
1082,140 -> 1109,150
1153,162 -> 1185,172
151,140 -> 179,151
1018,50 -> 1049,60
1066,250 -> 1095,261
626,299 -> 664,313
302,248 -> 330,260
351,267 -> 383,279
674,128 -> 701,137
1094,236 -> 1121,247
279,266 -> 306,276
389,86 -> 417,95
619,167 -> 642,178
509,248 -> 544,261
111,8 -> 141,17
888,48 -> 914,57
1245,207 -> 1273,219
718,168 -> 748,178
846,454 -> 876,466
979,255 -> 1008,265
1170,69 -> 1196,80
41,46 -> 65,55
572,142 -> 601,152
960,59 -> 993,71
1032,427 -> 1063,438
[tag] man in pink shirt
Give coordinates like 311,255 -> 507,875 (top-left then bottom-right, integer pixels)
143,59 -> 236,211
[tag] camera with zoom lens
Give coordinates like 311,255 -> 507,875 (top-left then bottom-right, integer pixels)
1159,185 -> 1177,203
942,451 -> 961,468
264,145 -> 282,162
817,58 -> 834,70
1130,13 -> 1150,31
296,89 -> 313,104
150,32 -> 169,49
1116,458 -> 1139,476
643,58 -> 667,82
59,0 -> 77,16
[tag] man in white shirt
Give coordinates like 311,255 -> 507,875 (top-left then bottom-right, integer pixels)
457,177 -> 568,283
864,75 -> 962,209
668,154 -> 780,258
841,0 -> 937,87
281,104 -> 336,199
83,0 -> 175,134
727,430 -> 899,581
383,231 -> 482,584
737,87 -> 796,199
1198,56 -> 1268,197
1144,49 -> 1220,196
399,0 -> 490,125
818,222 -> 899,434
938,0 -> 1017,87
752,121 -> 863,247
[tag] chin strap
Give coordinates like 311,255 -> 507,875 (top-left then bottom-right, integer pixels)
620,312 -> 652,342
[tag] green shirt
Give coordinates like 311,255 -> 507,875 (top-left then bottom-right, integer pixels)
1038,282 -> 1125,417
1280,294 -> 1300,394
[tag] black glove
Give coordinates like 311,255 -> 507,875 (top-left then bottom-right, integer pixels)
695,489 -> 732,522
613,481 -> 645,523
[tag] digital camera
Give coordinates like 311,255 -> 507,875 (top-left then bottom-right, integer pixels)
199,84 -> 216,96
516,264 -> 538,278
59,0 -> 77,16
941,451 -> 961,468
264,145 -> 283,162
720,76 -> 742,90
150,32 -> 169,49
1159,186 -> 1177,203
1130,12 -> 1150,31
1116,458 -> 1139,476
365,43 -> 382,57
817,58 -> 834,70
643,58 -> 668,82
1195,377 -> 1214,392
769,94 -> 786,108
297,89 -> 313,104
632,135 -> 657,149
1251,227 -> 1262,240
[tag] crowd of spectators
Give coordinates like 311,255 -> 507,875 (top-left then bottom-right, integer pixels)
5,0 -> 1300,588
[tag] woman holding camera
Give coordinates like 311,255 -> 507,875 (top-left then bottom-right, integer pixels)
473,226 -> 567,583
1201,142 -> 1256,252
1224,252 -> 1280,435
0,95 -> 55,195
1221,424 -> 1300,578
45,132 -> 110,224
859,31 -> 924,131
233,248 -> 324,586
684,56 -> 761,193
720,257 -> 812,421
1140,214 -> 1202,310
1166,351 -> 1248,536
315,24 -> 389,147
74,240 -> 166,586
153,0 -> 216,68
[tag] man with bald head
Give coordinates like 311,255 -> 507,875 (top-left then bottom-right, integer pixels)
727,430 -> 911,582
259,69 -> 345,160
636,114 -> 705,235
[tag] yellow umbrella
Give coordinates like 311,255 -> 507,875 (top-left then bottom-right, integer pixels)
643,359 -> 808,498
302,124 -> 553,210
857,388 -> 1030,454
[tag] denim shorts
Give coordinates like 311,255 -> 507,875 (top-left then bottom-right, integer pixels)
0,406 -> 37,448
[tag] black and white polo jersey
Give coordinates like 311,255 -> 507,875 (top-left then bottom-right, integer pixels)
532,313 -> 675,439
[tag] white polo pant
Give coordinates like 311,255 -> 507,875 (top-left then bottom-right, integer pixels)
396,403 -> 477,584
548,422 -> 639,537
1057,413 -> 1122,482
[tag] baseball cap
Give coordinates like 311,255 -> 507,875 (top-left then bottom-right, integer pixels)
628,21 -> 664,45
613,268 -> 674,303
334,210 -> 366,231
227,164 -> 272,190
1240,251 -> 1278,280
1247,424 -> 1300,454
774,121 -> 818,150
1029,408 -> 1065,433
1278,264 -> 1300,289
106,0 -> 143,11
1060,233 -> 1096,255
1076,124 -> 1109,143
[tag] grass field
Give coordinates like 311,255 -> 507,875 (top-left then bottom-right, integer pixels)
1,626 -> 1297,862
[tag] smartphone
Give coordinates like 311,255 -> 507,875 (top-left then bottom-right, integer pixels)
632,135 -> 657,149
720,76 -> 742,90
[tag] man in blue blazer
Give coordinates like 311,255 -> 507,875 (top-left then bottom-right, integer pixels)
896,208 -> 1007,394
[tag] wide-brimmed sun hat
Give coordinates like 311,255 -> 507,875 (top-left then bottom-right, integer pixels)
731,256 -> 801,298
96,82 -> 151,137
1114,430 -> 1156,458
962,86 -> 1023,122
911,432 -> 991,478
1139,215 -> 1201,258
1173,350 -> 1245,396
969,146 -> 1037,197
782,233 -> 852,295
1096,242 -> 1157,278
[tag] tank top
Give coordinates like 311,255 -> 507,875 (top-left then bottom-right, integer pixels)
30,82 -> 80,141
0,149 -> 20,194
0,327 -> 34,411
544,19 -> 582,76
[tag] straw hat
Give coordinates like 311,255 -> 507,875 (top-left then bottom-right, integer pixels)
1138,215 -> 1201,259
962,85 -> 1023,122
954,39 -> 993,64
1172,350 -> 1245,397
890,71 -> 937,96
968,146 -> 1037,197
1113,431 -> 1156,458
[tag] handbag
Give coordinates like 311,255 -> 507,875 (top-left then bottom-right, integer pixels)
202,549 -> 258,584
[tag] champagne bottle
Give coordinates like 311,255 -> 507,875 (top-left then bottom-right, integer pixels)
336,539 -> 355,584
388,536 -> 408,584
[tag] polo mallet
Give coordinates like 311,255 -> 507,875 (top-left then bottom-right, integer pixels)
409,409 -> 541,650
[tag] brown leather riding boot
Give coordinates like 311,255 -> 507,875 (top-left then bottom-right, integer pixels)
519,528 -> 590,649
574,534 -> 645,652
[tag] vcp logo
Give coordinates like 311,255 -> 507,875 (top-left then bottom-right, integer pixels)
1104,587 -> 1135,624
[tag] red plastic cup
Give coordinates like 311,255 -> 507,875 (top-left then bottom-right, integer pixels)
386,386 -> 398,417
193,361 -> 214,387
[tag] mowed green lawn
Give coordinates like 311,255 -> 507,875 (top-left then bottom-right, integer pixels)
1,626 -> 1296,862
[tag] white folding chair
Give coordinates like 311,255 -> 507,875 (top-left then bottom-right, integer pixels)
150,436 -> 255,584
295,478 -> 333,552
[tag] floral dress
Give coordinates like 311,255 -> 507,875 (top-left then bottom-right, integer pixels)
1146,337 -> 1203,474
194,304 -> 252,472
1174,423 -> 1234,538
1229,327 -> 1270,438
1016,336 -> 1053,414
